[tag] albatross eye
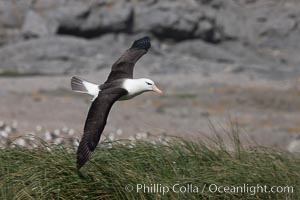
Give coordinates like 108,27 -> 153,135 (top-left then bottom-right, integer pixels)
146,82 -> 152,85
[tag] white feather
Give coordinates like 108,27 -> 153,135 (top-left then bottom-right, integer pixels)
82,80 -> 100,100
71,77 -> 100,101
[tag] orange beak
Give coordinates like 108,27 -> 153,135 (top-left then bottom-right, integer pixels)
152,84 -> 163,95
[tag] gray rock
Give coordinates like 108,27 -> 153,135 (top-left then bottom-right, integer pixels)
260,15 -> 296,38
133,0 -> 250,43
22,10 -> 58,38
28,0 -> 242,42
0,0 -> 32,28
0,36 -> 114,75
0,0 -> 32,44
0,0 -> 300,47
145,52 -> 229,75
174,40 -> 239,63
55,1 -> 134,38
134,1 -> 218,41
215,6 -> 243,40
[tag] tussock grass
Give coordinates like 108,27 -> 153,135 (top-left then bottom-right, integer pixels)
0,136 -> 299,199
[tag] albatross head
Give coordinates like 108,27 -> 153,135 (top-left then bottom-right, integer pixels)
124,78 -> 163,96
139,78 -> 163,95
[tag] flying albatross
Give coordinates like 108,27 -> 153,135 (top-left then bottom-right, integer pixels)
71,36 -> 163,169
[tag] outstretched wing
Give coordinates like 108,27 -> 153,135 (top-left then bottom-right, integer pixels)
76,88 -> 127,169
105,36 -> 151,83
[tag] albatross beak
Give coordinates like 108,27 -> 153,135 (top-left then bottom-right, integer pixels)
152,85 -> 163,95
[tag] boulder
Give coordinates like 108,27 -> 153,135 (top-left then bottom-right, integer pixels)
0,0 -> 32,28
55,1 -> 134,38
22,10 -> 58,38
134,1 -> 222,42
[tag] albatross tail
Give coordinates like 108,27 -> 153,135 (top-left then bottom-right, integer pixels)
71,76 -> 100,100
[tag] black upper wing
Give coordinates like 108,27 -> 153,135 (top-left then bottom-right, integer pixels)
76,88 -> 127,169
104,36 -> 151,83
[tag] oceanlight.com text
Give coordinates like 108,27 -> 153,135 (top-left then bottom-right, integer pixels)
124,183 -> 294,196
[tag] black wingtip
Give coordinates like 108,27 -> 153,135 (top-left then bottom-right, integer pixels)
131,36 -> 151,50
76,151 -> 89,170
76,143 -> 92,170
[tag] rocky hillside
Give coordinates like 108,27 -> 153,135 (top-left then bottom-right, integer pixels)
0,0 -> 299,77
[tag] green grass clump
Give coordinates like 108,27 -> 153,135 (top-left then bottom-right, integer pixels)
0,138 -> 299,199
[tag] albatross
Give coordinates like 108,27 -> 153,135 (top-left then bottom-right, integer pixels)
71,36 -> 163,169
